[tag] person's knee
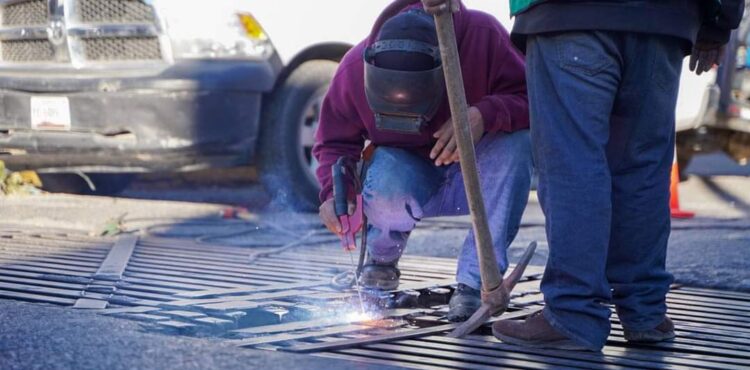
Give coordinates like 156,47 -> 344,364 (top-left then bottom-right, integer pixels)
363,148 -> 411,195
362,147 -> 430,230
478,131 -> 533,183
504,131 -> 533,169
363,192 -> 422,231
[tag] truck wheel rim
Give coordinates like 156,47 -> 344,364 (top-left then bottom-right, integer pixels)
298,92 -> 324,187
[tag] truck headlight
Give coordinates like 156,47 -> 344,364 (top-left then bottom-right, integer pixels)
168,12 -> 273,60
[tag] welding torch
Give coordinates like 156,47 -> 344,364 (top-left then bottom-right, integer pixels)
332,157 -> 367,312
331,157 -> 364,251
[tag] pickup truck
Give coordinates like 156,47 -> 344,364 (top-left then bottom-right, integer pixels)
0,0 -> 743,210
0,0 -> 505,210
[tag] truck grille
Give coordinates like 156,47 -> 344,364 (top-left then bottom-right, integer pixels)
0,39 -> 54,62
0,0 -> 48,27
76,0 -> 155,24
81,36 -> 161,61
0,0 -> 166,65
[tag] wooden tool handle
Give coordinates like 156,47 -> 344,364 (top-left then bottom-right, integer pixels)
433,11 -> 502,291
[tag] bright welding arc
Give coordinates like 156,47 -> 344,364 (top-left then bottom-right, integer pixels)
349,250 -> 366,314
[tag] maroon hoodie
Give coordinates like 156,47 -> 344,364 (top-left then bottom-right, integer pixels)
313,2 -> 529,202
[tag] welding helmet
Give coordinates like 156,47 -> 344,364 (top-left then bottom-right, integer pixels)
364,9 -> 445,135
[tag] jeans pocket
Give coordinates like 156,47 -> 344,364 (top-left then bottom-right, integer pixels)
554,32 -> 611,76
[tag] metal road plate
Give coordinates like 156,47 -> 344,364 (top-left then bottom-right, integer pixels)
2,227 -> 750,370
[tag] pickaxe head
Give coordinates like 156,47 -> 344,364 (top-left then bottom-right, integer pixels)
447,241 -> 538,338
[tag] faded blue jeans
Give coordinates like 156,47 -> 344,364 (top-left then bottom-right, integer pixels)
526,32 -> 681,350
362,130 -> 532,290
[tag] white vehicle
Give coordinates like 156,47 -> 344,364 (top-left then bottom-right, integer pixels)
675,16 -> 750,171
0,0 -> 505,209
0,0 -> 731,209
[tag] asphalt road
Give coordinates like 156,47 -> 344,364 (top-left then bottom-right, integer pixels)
0,300 -> 403,370
0,152 -> 748,370
3,153 -> 748,289
2,153 -> 749,290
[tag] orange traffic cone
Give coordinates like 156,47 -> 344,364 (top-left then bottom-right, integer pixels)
670,148 -> 694,219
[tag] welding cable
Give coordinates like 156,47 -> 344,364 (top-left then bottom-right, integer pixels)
129,217 -> 336,263
357,214 -> 368,278
194,221 -> 336,245
246,229 -> 322,265
330,271 -> 357,289
110,215 -> 355,274
331,158 -> 371,291
142,220 -> 336,265
118,216 -> 339,247
330,225 -> 367,291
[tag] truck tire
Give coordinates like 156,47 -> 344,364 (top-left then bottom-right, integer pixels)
40,173 -> 135,196
676,133 -> 695,182
676,152 -> 693,182
258,60 -> 338,212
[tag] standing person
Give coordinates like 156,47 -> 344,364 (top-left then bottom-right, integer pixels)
314,4 -> 532,321
423,0 -> 744,351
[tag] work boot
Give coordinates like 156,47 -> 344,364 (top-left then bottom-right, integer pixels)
446,284 -> 481,322
623,316 -> 676,343
359,258 -> 400,291
492,311 -> 590,351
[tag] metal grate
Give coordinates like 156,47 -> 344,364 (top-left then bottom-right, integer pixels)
1,226 -> 749,370
81,36 -> 161,61
0,0 -> 48,27
0,39 -> 55,62
75,0 -> 155,24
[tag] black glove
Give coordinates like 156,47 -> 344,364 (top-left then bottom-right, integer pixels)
690,41 -> 726,76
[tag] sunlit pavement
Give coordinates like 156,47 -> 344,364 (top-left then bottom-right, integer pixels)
0,153 -> 748,369
1,153 -> 748,290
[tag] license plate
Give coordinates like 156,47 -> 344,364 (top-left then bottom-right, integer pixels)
31,96 -> 71,131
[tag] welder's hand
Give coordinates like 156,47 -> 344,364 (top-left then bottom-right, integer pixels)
430,106 -> 484,166
690,41 -> 726,76
319,197 -> 356,235
422,0 -> 460,15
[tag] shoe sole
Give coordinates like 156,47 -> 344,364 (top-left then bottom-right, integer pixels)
492,326 -> 591,351
359,277 -> 399,291
624,330 -> 676,343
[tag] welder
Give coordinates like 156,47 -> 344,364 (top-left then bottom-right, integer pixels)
313,4 -> 532,321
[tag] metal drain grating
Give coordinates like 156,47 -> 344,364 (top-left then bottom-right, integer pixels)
1,227 -> 749,370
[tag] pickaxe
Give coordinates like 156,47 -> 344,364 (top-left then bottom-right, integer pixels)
430,2 -> 537,337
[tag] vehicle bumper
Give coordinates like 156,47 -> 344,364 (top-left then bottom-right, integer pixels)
0,59 -> 280,172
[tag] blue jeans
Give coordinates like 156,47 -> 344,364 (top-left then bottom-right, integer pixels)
526,32 -> 681,350
362,131 -> 533,290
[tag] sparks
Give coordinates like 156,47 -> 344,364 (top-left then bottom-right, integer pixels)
345,311 -> 373,323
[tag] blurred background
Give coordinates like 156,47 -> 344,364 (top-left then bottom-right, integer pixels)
1,0 -> 746,210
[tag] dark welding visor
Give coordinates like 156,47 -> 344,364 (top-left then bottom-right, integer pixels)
364,39 -> 445,134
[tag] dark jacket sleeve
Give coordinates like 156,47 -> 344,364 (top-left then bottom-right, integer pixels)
697,0 -> 745,44
467,24 -> 530,133
311,63 -> 366,203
